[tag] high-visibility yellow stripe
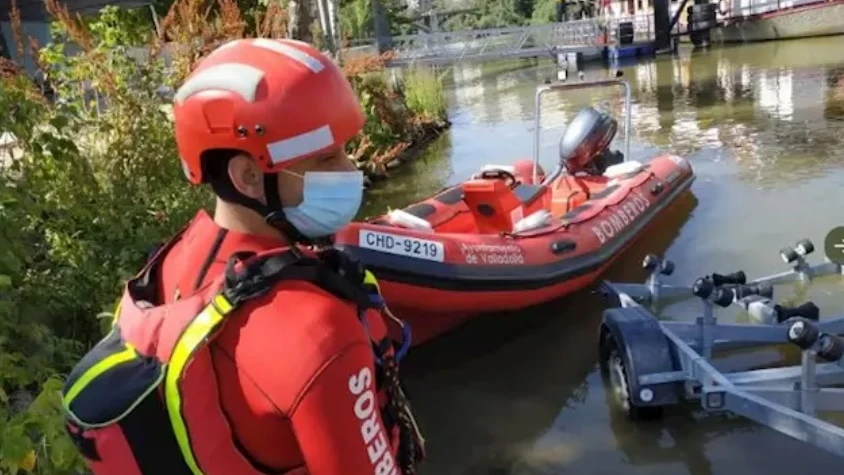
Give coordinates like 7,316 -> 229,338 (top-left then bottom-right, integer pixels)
64,342 -> 137,406
165,294 -> 233,475
213,294 -> 233,313
363,270 -> 381,293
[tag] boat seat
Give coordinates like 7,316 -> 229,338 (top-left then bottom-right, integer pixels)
402,202 -> 436,219
461,178 -> 522,234
511,183 -> 546,207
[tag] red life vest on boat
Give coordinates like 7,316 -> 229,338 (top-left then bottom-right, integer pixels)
61,222 -> 425,475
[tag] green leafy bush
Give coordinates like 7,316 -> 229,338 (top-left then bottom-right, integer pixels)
342,54 -> 449,176
1,3 -> 209,471
0,0 -> 448,472
530,0 -> 559,24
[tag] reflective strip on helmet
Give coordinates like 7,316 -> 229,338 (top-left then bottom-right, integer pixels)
252,38 -> 325,73
64,341 -> 138,407
165,294 -> 235,475
267,124 -> 336,164
178,39 -> 324,106
174,63 -> 265,104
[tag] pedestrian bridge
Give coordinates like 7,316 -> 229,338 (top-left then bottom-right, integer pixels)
356,15 -> 655,66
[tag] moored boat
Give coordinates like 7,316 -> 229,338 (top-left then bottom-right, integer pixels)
713,0 -> 844,43
334,79 -> 696,345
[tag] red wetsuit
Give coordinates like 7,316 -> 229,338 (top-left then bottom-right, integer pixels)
158,210 -> 401,474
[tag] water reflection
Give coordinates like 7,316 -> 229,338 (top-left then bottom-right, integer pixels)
401,37 -> 844,192
367,36 -> 844,475
451,64 -> 485,120
496,72 -> 528,123
824,68 -> 844,119
634,62 -> 657,94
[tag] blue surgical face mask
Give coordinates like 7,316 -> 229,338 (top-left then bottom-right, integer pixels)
282,170 -> 364,238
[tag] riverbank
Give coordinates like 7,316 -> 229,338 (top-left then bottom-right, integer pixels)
0,0 -> 449,472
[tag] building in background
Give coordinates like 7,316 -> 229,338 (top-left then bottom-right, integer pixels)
0,0 -> 155,73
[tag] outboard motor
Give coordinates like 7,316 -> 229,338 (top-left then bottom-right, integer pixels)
559,107 -> 624,175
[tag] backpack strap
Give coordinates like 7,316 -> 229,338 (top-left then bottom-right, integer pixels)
219,246 -> 375,311
212,247 -> 412,366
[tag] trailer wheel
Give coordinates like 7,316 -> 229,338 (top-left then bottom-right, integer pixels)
600,333 -> 663,421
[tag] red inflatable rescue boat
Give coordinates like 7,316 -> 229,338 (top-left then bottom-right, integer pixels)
334,79 -> 696,345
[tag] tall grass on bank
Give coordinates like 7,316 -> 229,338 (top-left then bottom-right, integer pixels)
0,0 -> 448,472
401,66 -> 448,123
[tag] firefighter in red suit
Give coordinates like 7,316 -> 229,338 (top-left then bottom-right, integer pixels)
60,38 -> 425,475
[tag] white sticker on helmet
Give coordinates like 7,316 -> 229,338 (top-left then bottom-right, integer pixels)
207,39 -> 245,57
251,38 -> 325,74
174,63 -> 265,103
267,125 -> 335,164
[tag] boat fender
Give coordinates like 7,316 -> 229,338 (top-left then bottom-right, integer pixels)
512,209 -> 552,234
388,209 -> 434,233
599,307 -> 680,407
603,160 -> 644,179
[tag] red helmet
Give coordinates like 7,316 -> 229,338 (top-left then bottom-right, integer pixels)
173,39 -> 365,184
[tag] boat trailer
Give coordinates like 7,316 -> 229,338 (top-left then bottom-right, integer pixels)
597,237 -> 844,458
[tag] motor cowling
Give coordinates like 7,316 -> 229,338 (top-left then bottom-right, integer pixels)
559,107 -> 620,174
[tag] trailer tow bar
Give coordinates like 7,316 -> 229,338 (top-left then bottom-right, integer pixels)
597,237 -> 844,458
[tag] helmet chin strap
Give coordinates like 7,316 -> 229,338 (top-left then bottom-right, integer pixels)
210,172 -> 312,245
260,173 -> 313,245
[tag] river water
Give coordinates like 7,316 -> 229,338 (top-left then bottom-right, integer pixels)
363,36 -> 844,474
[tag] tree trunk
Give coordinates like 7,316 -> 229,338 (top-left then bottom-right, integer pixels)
328,0 -> 340,49
372,0 -> 394,52
288,0 -> 315,43
315,0 -> 333,51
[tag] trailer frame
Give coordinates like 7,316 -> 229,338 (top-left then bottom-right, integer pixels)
597,236 -> 844,458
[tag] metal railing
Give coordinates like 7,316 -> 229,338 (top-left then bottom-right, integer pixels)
343,14 -> 661,66
385,18 -> 611,65
605,13 -> 656,42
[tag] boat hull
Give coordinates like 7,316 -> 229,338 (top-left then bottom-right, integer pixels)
714,1 -> 844,43
335,155 -> 696,345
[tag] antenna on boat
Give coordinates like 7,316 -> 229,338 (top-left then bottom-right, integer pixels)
532,78 -> 632,185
